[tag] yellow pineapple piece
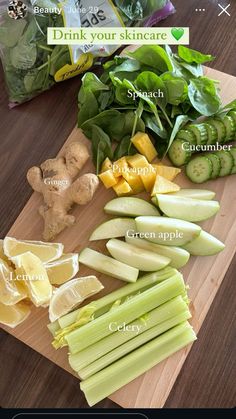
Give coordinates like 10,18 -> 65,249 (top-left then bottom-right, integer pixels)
113,178 -> 132,196
131,132 -> 158,162
99,170 -> 118,189
151,175 -> 180,196
101,157 -> 113,172
127,154 -> 150,169
122,169 -> 144,194
152,164 -> 181,181
140,167 -> 157,192
113,157 -> 129,178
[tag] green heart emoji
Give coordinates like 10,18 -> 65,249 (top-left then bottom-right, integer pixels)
171,27 -> 184,41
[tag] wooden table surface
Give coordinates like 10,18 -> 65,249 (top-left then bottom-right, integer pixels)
0,0 -> 235,408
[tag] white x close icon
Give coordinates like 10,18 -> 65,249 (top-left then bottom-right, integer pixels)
218,3 -> 231,16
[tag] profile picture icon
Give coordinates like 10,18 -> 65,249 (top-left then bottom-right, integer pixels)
7,0 -> 27,19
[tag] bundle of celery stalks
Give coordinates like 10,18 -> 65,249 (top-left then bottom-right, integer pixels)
49,267 -> 196,406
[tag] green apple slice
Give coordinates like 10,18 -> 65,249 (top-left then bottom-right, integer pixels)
89,218 -> 136,241
104,197 -> 160,217
135,216 -> 201,246
168,189 -> 216,200
125,236 -> 190,269
182,230 -> 225,256
106,239 -> 170,272
79,248 -> 139,283
156,195 -> 220,222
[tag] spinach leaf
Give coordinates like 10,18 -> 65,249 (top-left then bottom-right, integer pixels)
128,45 -> 173,73
91,125 -> 113,174
123,78 -> 163,129
143,113 -> 168,139
161,73 -> 188,105
178,46 -> 215,64
10,42 -> 37,70
0,18 -> 26,48
115,84 -> 135,105
188,77 -> 221,116
81,110 -> 126,141
166,115 -> 189,153
114,136 -> 136,160
123,111 -> 145,137
178,61 -> 203,78
78,91 -> 99,127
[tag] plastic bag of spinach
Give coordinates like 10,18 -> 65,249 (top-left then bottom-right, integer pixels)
0,0 -> 175,105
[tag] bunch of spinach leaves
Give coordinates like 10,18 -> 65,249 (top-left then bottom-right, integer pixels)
0,1 -> 71,104
78,45 -> 222,172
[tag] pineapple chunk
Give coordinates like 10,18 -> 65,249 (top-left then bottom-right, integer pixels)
122,169 -> 144,194
113,157 -> 129,178
127,154 -> 150,169
152,164 -> 181,181
131,132 -> 157,162
99,170 -> 118,189
113,178 -> 132,196
140,167 -> 157,192
151,175 -> 180,196
101,157 -> 112,172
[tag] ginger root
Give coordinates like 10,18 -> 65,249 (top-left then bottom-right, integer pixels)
27,142 -> 99,240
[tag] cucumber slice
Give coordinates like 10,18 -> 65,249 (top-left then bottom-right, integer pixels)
187,124 -> 208,145
204,123 -> 218,145
104,197 -> 160,217
186,156 -> 213,183
217,150 -> 234,176
135,216 -> 201,246
168,139 -> 192,167
156,194 -> 220,222
205,153 -> 221,179
79,248 -> 139,283
106,239 -> 170,272
167,189 -> 215,200
89,218 -> 136,241
125,236 -> 190,269
177,129 -> 197,145
228,110 -> 236,132
182,230 -> 225,256
206,119 -> 226,143
219,115 -> 236,142
229,147 -> 236,174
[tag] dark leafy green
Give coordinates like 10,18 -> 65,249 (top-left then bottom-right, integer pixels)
77,44 -> 228,170
128,45 -> 173,73
178,46 -> 215,65
91,125 -> 113,174
188,77 -> 221,116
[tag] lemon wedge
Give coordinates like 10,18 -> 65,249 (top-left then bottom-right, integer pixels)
49,276 -> 104,322
3,237 -> 64,263
45,253 -> 79,285
0,239 -> 9,263
12,252 -> 52,307
0,257 -> 27,305
0,301 -> 31,328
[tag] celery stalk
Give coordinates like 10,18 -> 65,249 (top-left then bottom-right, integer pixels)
80,321 -> 197,406
49,267 -> 176,334
69,295 -> 189,372
78,309 -> 191,379
65,273 -> 185,354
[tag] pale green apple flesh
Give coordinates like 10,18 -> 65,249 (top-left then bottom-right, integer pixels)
106,239 -> 170,271
135,216 -> 201,246
125,236 -> 190,269
168,189 -> 216,200
156,194 -> 220,222
89,218 -> 136,241
182,230 -> 225,256
79,248 -> 139,282
104,197 -> 160,217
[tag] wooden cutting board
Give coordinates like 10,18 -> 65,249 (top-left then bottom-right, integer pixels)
1,66 -> 236,408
